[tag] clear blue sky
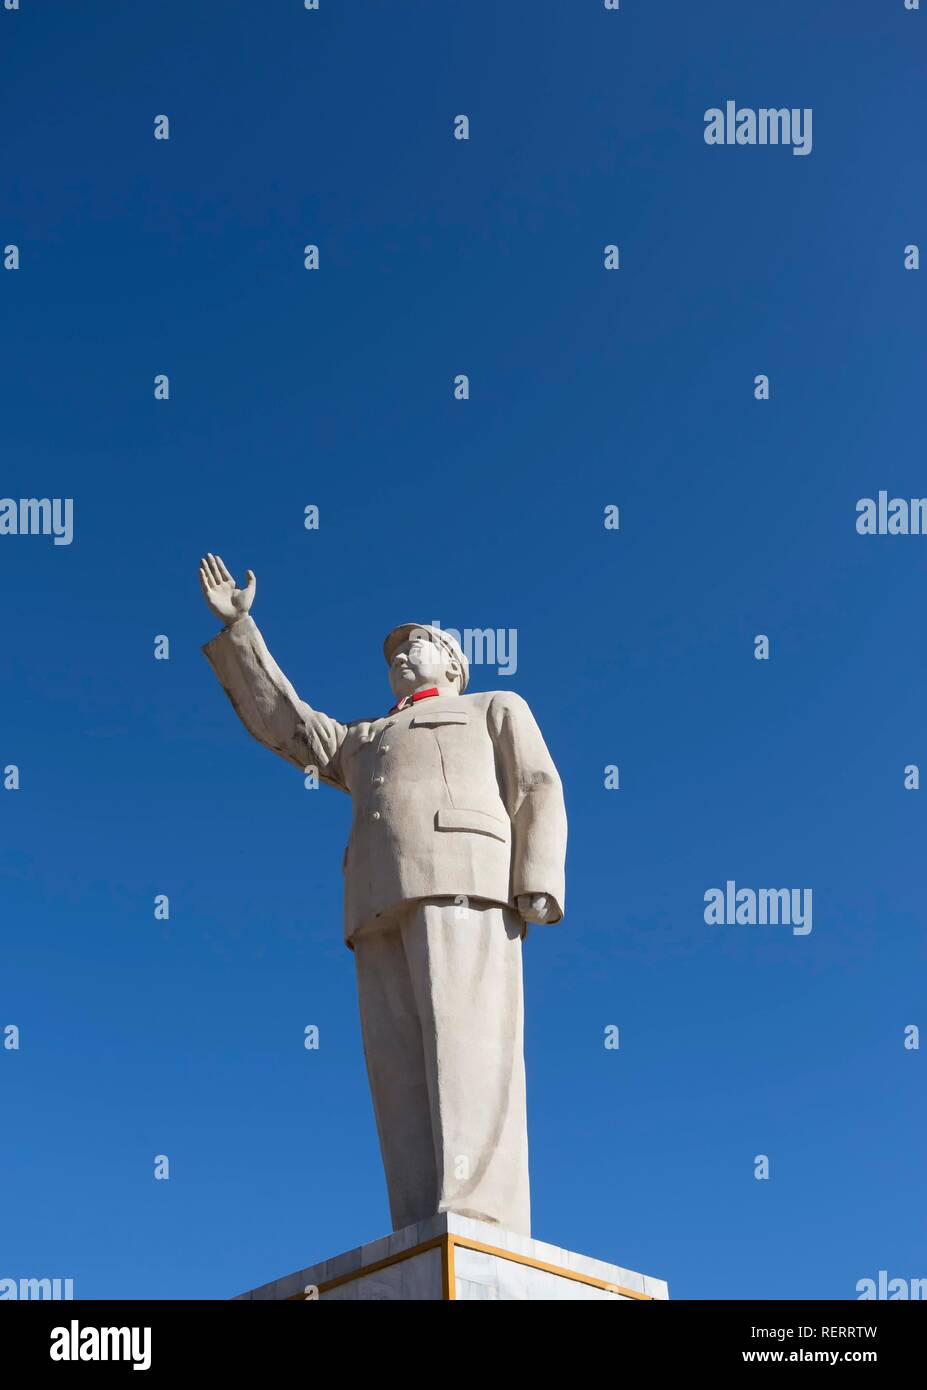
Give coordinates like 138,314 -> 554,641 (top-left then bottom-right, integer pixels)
2,1 -> 924,1300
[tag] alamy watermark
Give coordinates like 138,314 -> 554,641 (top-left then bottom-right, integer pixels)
704,102 -> 812,157
50,1321 -> 151,1370
704,881 -> 813,936
0,497 -> 73,545
426,619 -> 517,677
856,1271 -> 927,1300
856,493 -> 927,535
0,1275 -> 74,1299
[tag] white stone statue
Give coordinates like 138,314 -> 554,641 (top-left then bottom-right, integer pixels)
199,553 -> 567,1236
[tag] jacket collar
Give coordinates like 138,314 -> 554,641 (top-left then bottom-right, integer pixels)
388,686 -> 443,715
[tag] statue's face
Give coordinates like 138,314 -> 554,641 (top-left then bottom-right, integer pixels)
388,632 -> 460,698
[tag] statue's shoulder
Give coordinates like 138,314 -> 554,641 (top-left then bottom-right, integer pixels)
467,689 -> 532,716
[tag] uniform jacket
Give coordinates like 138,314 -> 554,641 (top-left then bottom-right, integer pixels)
203,616 -> 567,945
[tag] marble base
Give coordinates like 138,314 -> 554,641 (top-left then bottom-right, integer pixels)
234,1213 -> 669,1301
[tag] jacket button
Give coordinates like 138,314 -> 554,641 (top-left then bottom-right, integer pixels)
371,811 -> 381,821
373,775 -> 384,785
380,745 -> 390,754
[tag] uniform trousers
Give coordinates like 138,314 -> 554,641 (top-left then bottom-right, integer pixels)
351,896 -> 530,1236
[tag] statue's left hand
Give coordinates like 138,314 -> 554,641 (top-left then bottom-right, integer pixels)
516,893 -> 555,924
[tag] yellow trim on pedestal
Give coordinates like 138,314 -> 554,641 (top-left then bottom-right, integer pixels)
287,1232 -> 655,1301
444,1234 -> 456,1300
448,1234 -> 653,1299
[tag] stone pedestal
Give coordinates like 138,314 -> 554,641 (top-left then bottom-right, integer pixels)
234,1213 -> 669,1301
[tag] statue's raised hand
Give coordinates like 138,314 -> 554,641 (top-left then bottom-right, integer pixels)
199,553 -> 256,627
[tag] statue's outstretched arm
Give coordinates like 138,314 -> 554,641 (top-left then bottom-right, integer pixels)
199,554 -> 348,792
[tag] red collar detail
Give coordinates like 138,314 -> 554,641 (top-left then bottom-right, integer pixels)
389,687 -> 440,715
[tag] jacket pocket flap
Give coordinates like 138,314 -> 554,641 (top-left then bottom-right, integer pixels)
411,710 -> 470,727
435,808 -> 508,841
